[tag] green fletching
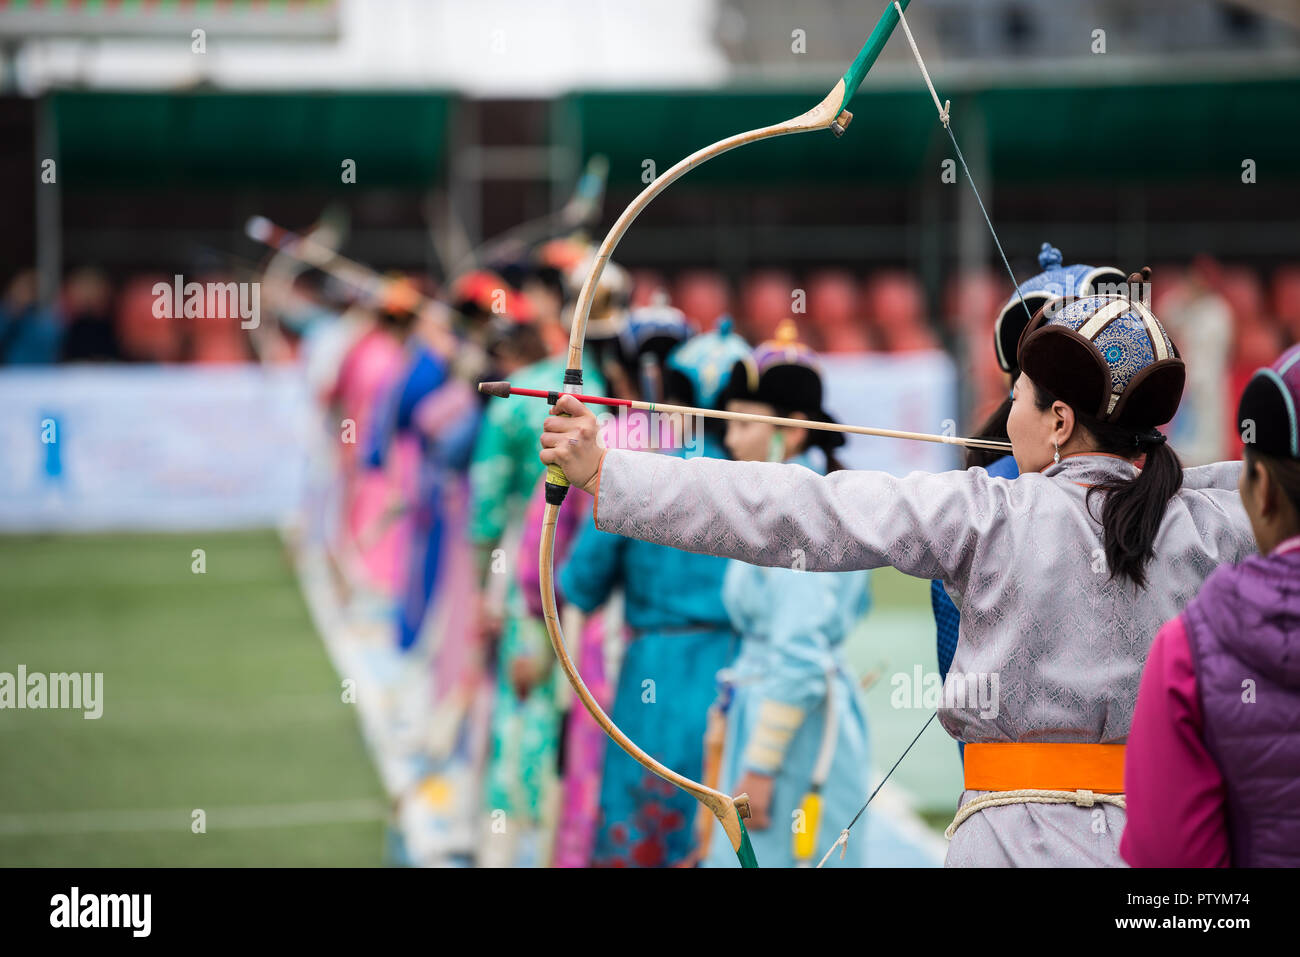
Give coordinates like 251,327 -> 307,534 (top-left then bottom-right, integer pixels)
838,0 -> 911,114
735,816 -> 759,869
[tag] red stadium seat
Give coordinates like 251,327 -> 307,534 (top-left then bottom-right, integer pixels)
884,325 -> 939,353
740,269 -> 796,343
1233,317 -> 1283,369
821,324 -> 871,354
864,271 -> 924,328
187,273 -> 251,364
1271,265 -> 1300,340
673,270 -> 731,331
943,270 -> 1004,334
1148,263 -> 1187,319
863,271 -> 937,352
117,274 -> 183,362
629,269 -> 669,309
806,270 -> 869,352
1218,265 -> 1266,331
806,270 -> 856,327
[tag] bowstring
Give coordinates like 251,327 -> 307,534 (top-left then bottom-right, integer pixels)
818,9 -> 1031,866
893,2 -> 1033,325
816,711 -> 936,867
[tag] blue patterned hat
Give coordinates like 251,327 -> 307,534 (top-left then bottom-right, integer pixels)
627,302 -> 693,357
994,243 -> 1127,374
1017,272 -> 1185,428
665,316 -> 751,409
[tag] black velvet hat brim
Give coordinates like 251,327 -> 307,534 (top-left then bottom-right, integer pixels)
1016,304 -> 1185,428
718,359 -> 846,450
1238,371 -> 1300,459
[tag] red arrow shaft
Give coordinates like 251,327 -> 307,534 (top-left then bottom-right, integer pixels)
507,385 -> 634,408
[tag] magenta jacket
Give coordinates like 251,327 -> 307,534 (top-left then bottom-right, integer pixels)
1123,534 -> 1300,867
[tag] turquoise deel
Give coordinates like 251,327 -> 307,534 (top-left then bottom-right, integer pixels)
469,354 -> 605,546
471,353 -> 604,828
560,435 -> 740,867
703,451 -> 873,869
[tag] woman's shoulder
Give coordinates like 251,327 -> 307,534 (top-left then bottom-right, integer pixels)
1180,459 -> 1242,491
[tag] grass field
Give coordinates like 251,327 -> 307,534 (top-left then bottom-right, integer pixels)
0,530 -> 955,866
0,531 -> 386,866
844,566 -> 965,833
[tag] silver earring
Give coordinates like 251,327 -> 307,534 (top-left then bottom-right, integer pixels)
1053,441 -> 1060,465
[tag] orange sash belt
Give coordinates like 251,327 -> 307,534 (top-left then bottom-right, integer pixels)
964,743 -> 1126,794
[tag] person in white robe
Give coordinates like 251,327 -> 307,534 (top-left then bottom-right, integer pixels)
539,282 -> 1255,866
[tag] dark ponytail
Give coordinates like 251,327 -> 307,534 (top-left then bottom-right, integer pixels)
965,396 -> 1012,470
1033,381 -> 1183,589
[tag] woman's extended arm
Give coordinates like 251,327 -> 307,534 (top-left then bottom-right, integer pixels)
594,449 -> 991,581
1181,460 -> 1242,492
541,393 -> 1007,583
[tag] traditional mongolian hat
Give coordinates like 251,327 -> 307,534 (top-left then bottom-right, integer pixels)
995,243 -> 1127,375
376,274 -> 424,328
622,300 -> 694,401
565,256 -> 631,336
1238,343 -> 1300,460
1017,268 -> 1185,430
719,319 -> 844,450
665,316 -> 751,409
450,269 -> 533,324
565,256 -> 633,380
627,299 -> 693,364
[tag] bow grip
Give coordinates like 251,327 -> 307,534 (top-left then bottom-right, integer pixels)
544,408 -> 571,505
544,455 -> 570,505
544,368 -> 584,505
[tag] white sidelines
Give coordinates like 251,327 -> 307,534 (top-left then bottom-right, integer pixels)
0,798 -> 387,836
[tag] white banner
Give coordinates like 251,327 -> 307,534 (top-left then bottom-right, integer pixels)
820,351 -> 962,476
0,366 -> 315,531
0,353 -> 961,532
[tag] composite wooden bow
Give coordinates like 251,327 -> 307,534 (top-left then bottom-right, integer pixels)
537,0 -> 914,869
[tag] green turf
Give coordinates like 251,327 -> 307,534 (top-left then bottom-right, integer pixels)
0,531 -> 387,866
843,566 -> 964,822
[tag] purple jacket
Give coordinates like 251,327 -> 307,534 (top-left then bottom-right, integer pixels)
1183,540 -> 1300,867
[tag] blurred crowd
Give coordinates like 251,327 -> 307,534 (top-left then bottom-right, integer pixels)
6,255 -> 1297,428
270,235 -> 876,866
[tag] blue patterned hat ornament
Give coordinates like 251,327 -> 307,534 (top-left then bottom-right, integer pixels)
718,319 -> 844,450
994,242 -> 1127,374
664,315 -> 751,409
627,300 -> 693,358
1017,267 -> 1185,430
625,301 -> 693,402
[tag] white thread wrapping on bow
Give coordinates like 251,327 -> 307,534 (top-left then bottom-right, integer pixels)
894,2 -> 950,127
815,828 -> 851,869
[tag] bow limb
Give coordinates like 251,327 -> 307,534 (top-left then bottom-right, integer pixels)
563,0 -> 910,368
538,505 -> 757,866
539,0 -> 910,869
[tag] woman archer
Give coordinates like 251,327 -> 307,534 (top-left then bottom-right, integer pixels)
539,277 -> 1257,867
933,243 -> 1127,726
